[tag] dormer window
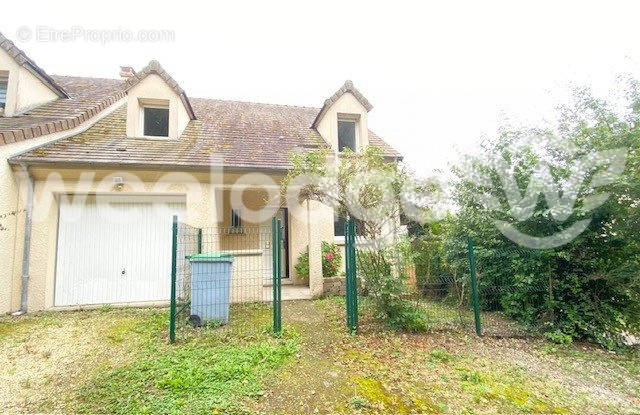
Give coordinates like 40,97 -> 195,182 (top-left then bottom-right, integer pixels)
143,105 -> 169,137
338,116 -> 358,152
0,74 -> 8,110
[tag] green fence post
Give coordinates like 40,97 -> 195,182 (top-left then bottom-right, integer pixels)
276,219 -> 282,333
169,215 -> 178,343
466,237 -> 482,336
345,218 -> 358,333
271,217 -> 282,334
197,228 -> 203,254
349,218 -> 358,332
344,219 -> 351,330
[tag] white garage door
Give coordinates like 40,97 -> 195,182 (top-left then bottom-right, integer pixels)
54,196 -> 185,306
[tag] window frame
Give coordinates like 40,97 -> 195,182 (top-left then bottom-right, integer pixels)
0,73 -> 8,110
230,208 -> 243,232
334,212 -> 346,239
139,99 -> 170,139
337,114 -> 359,153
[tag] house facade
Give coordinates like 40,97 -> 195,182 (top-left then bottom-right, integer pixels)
0,32 -> 400,314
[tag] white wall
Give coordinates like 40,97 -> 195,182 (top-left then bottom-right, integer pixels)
315,92 -> 370,153
0,47 -> 59,116
0,98 -> 126,314
125,74 -> 191,139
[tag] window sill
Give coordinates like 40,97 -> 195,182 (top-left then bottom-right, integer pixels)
131,135 -> 174,141
334,236 -> 345,245
336,150 -> 360,156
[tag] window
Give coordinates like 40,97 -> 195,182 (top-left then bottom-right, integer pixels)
338,120 -> 356,152
231,209 -> 242,229
334,213 -> 346,237
143,106 -> 169,137
0,75 -> 7,109
334,212 -> 364,238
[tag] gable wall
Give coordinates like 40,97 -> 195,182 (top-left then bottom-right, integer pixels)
0,47 -> 59,116
125,74 -> 190,139
315,92 -> 369,152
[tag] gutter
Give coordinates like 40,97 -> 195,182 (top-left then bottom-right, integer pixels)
16,163 -> 34,315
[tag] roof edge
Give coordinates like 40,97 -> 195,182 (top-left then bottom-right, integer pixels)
0,93 -> 126,146
0,31 -> 69,98
311,80 -> 373,129
7,158 -> 291,173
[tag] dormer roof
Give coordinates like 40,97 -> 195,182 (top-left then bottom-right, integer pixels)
0,31 -> 69,98
124,60 -> 196,120
311,80 -> 373,129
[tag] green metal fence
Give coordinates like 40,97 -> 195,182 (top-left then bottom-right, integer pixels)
169,216 -> 282,342
344,218 -> 358,333
413,235 -> 551,338
271,217 -> 283,334
466,241 -> 557,338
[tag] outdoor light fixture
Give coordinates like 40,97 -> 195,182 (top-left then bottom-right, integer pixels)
113,176 -> 124,190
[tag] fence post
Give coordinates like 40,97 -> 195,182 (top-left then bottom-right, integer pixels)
169,215 -> 178,343
271,217 -> 282,334
344,219 -> 351,330
466,237 -> 482,336
345,218 -> 358,333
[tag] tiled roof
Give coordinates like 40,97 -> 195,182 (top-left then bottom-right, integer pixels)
0,75 -> 125,145
10,96 -> 400,170
0,31 -> 68,99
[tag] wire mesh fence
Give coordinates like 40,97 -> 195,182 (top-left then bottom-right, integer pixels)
169,218 -> 280,340
412,234 -> 553,338
414,274 -> 477,333
470,242 -> 556,338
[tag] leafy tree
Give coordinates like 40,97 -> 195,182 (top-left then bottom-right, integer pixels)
282,146 -> 430,331
443,81 -> 640,347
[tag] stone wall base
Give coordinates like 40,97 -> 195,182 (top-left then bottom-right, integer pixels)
323,277 -> 345,296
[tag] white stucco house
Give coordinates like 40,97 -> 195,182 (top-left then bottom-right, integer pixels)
0,31 -> 401,314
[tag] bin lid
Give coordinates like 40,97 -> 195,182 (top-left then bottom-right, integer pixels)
187,252 -> 234,262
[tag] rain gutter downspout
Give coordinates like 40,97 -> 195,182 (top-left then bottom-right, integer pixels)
18,163 -> 34,314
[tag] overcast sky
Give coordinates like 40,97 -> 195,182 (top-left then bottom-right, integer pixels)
4,1 -> 640,176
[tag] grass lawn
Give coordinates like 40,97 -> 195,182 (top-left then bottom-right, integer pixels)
1,298 -> 639,414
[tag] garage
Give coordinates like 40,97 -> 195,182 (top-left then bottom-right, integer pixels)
54,195 -> 185,306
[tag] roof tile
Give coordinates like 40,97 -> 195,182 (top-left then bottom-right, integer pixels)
11,97 -> 400,169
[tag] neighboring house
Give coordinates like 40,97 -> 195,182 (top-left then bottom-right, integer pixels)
0,32 -> 400,313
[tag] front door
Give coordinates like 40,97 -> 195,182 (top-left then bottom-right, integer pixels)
276,208 -> 290,279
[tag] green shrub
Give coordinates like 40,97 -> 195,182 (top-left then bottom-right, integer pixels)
294,251 -> 309,282
321,242 -> 342,278
544,330 -> 573,345
358,247 -> 429,332
439,80 -> 640,348
294,242 -> 343,280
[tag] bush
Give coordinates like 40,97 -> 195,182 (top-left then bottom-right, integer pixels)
322,242 -> 342,278
294,242 -> 343,280
294,251 -> 309,282
439,81 -> 640,348
544,329 -> 573,345
358,246 -> 429,332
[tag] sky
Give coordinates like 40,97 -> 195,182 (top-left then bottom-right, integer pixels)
3,1 -> 640,176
